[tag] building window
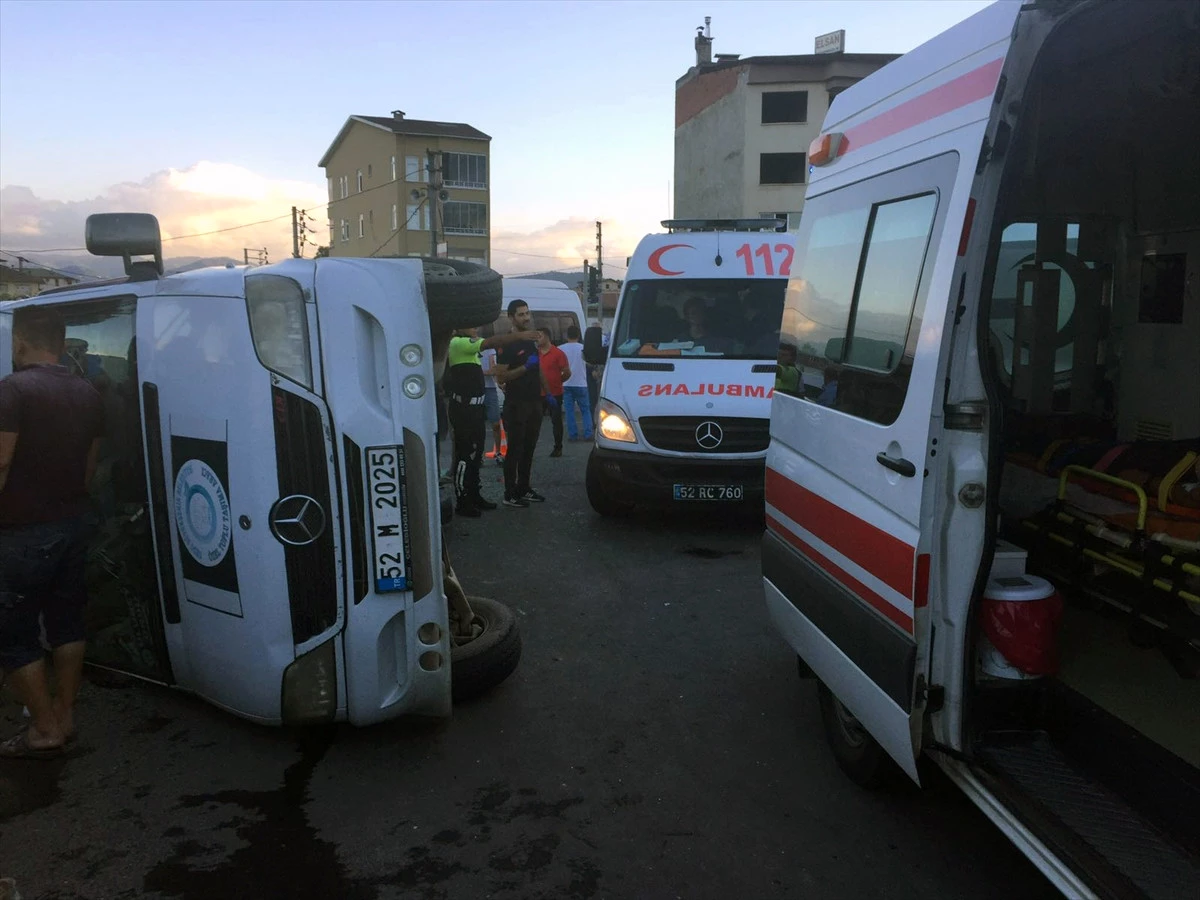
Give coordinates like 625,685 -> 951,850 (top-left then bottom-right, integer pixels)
367,164 -> 373,178
340,218 -> 349,242
339,175 -> 348,199
391,203 -> 398,231
406,203 -> 430,231
443,152 -> 488,189
327,177 -> 333,200
760,152 -> 806,185
391,155 -> 397,181
761,211 -> 803,231
442,201 -> 487,235
356,169 -> 363,192
405,155 -> 427,182
358,214 -> 365,238
761,91 -> 808,124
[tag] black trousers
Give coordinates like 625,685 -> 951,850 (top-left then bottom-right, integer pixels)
502,398 -> 543,499
546,393 -> 564,451
448,401 -> 486,509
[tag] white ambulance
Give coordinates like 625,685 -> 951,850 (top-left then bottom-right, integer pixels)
585,219 -> 796,515
0,213 -> 521,726
763,0 -> 1200,895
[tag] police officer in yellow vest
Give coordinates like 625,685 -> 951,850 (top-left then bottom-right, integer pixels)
445,326 -> 541,516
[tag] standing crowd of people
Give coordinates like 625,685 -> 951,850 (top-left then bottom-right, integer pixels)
444,300 -> 595,515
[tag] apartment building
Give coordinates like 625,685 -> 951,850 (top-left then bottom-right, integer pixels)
318,110 -> 491,262
674,22 -> 897,228
0,261 -> 78,299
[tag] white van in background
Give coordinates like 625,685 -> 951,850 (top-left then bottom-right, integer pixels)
586,219 -> 795,515
762,1 -> 1200,895
480,278 -> 586,345
0,213 -> 521,727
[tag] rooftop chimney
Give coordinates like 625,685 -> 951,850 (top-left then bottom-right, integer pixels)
695,16 -> 713,66
391,109 -> 406,120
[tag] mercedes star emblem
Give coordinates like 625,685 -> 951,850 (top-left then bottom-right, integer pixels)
268,494 -> 327,547
695,420 -> 724,450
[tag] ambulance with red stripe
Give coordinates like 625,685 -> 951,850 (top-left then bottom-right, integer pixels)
765,0 -> 1200,894
585,219 -> 795,515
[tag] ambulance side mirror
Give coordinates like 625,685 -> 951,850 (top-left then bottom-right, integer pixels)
583,326 -> 607,365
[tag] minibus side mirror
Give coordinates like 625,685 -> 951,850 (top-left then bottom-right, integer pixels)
583,325 -> 607,366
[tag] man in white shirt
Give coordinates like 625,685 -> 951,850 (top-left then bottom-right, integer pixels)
559,325 -> 593,441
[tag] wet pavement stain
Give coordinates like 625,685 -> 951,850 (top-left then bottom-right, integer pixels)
0,753 -> 70,821
680,545 -> 742,559
141,726 -> 375,899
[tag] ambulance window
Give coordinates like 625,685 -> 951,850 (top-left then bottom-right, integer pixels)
779,151 -> 955,424
843,193 -> 937,371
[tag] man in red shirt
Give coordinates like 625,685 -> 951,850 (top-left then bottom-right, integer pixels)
0,307 -> 105,759
537,328 -> 571,458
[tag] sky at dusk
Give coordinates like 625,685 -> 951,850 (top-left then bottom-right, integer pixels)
0,0 -> 992,276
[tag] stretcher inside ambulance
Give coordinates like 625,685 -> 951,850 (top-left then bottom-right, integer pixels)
586,220 -> 793,515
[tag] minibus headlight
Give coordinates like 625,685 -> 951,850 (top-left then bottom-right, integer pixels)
399,343 -> 423,367
402,375 -> 426,399
281,638 -> 337,724
246,274 -> 314,390
598,400 -> 636,443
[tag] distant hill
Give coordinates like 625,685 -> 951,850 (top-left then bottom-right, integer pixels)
0,253 -> 246,282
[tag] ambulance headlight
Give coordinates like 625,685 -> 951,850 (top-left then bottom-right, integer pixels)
402,374 -> 426,399
598,399 -> 636,443
246,274 -> 314,390
399,343 -> 423,367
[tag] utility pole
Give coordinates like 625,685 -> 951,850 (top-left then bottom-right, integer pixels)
595,221 -> 603,325
428,150 -> 444,258
291,207 -> 301,258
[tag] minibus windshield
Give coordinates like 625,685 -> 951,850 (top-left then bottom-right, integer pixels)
611,278 -> 785,359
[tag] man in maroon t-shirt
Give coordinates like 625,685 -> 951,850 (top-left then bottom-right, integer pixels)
0,306 -> 104,759
537,328 -> 571,458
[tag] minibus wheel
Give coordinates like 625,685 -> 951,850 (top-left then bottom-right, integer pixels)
816,680 -> 892,788
450,596 -> 522,702
421,258 -> 504,333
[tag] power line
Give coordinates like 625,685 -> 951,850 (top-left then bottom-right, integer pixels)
3,212 -> 297,254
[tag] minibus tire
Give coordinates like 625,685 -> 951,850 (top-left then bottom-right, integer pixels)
817,680 -> 892,789
421,258 -> 504,332
451,596 -> 522,702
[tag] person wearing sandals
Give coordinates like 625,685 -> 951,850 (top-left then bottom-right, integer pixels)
0,307 -> 105,759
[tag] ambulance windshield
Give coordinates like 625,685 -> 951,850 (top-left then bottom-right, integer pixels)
611,278 -> 786,359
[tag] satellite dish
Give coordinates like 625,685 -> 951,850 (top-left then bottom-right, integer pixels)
410,189 -> 421,201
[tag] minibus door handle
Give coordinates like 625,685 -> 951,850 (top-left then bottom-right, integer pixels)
876,452 -> 916,478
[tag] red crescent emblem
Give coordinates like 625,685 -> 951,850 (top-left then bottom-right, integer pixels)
647,243 -> 691,276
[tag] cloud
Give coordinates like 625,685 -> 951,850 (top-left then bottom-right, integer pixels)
490,217 -> 643,277
0,162 -> 327,262
1,164 -> 648,278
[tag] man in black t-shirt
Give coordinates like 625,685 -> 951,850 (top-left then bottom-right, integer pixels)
0,307 -> 105,759
495,300 -> 547,507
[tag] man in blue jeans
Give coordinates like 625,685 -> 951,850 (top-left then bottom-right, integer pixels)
0,307 -> 105,759
559,325 -> 593,441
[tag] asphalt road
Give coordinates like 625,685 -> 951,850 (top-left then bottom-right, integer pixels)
0,434 -> 1056,900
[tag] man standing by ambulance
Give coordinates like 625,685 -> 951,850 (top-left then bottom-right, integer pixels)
445,324 -> 540,517
495,300 -> 547,507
